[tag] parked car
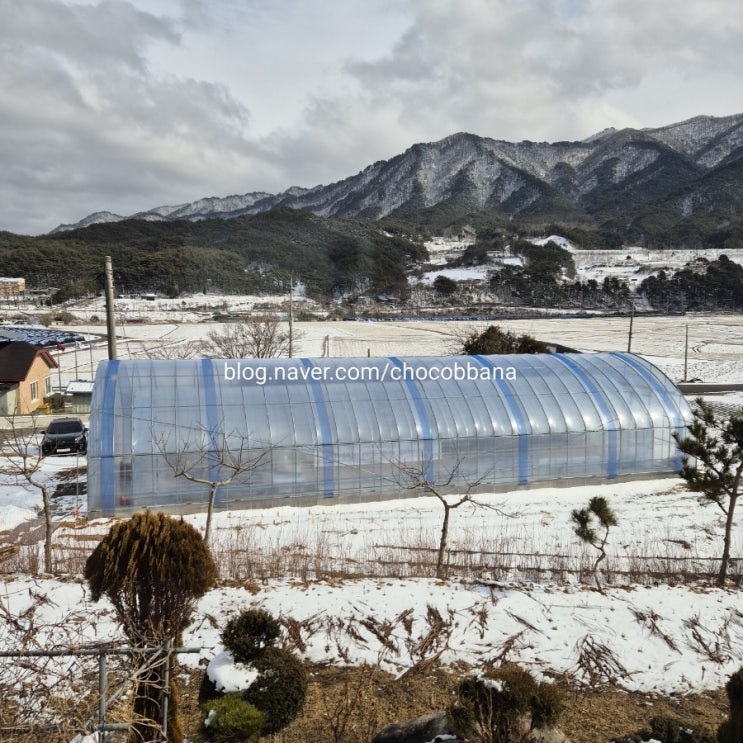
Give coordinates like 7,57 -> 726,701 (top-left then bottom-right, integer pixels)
41,417 -> 87,457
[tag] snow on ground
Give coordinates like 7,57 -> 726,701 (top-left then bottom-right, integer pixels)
1,477 -> 743,696
418,266 -> 490,284
513,235 -> 743,289
424,234 -> 477,265
2,312 -> 743,701
38,310 -> 743,389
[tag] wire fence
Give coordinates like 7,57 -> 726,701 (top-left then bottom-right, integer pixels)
0,643 -> 199,742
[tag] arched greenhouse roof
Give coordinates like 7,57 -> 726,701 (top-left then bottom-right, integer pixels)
87,352 -> 692,516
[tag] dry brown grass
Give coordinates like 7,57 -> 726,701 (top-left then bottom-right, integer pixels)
5,513 -> 734,587
175,664 -> 729,743
0,663 -> 729,743
0,511 -> 738,741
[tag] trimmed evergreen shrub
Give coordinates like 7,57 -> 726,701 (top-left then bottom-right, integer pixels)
221,608 -> 281,664
202,609 -> 308,736
197,669 -> 221,706
448,663 -> 562,741
202,693 -> 264,742
85,511 -> 217,743
242,646 -> 309,734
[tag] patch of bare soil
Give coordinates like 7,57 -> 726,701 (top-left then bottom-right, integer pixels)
177,664 -> 730,743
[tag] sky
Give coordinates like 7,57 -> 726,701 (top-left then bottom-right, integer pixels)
2,0 -> 743,236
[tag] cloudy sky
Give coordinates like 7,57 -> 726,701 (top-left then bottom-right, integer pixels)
2,0 -> 743,235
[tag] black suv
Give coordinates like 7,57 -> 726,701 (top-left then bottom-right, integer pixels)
40,417 -> 88,457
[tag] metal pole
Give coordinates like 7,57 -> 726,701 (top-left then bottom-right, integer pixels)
683,324 -> 689,382
162,640 -> 171,740
104,256 -> 117,360
627,303 -> 635,353
99,651 -> 107,743
288,273 -> 294,358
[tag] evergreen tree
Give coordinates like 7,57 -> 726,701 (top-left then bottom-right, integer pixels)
460,324 -> 550,355
571,496 -> 618,593
85,511 -> 218,743
674,400 -> 743,586
718,667 -> 743,742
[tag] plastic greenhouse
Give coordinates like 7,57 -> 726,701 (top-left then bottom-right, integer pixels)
86,353 -> 692,517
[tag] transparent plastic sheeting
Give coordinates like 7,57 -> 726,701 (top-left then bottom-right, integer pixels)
86,353 -> 693,516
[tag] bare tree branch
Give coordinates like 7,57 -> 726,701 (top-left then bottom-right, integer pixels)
154,423 -> 267,544
0,415 -> 56,573
394,459 -> 516,579
201,315 -> 302,359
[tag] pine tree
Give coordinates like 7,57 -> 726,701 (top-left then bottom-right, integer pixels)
674,400 -> 743,586
571,496 -> 618,593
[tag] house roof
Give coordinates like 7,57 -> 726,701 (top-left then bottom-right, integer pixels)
0,340 -> 58,382
65,380 -> 95,394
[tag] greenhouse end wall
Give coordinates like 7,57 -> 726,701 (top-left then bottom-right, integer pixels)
86,353 -> 693,517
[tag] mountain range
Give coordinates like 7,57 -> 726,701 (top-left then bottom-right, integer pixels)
3,113 -> 741,307
54,113 -> 743,240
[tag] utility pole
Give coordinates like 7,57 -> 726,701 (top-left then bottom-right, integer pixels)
288,273 -> 294,358
627,303 -> 635,353
104,256 -> 117,360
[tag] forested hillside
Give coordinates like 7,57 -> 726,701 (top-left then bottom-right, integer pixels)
0,210 -> 426,300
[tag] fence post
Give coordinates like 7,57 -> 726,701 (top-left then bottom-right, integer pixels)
98,650 -> 107,743
162,639 -> 171,740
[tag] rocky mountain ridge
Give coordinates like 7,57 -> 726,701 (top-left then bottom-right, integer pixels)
53,113 -> 743,233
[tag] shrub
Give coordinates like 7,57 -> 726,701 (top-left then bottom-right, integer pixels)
242,646 -> 309,734
449,663 -> 562,741
718,667 -> 743,742
85,511 -> 217,743
221,608 -> 281,664
531,680 -> 563,729
460,325 -> 550,355
202,693 -> 264,742
612,714 -> 714,743
197,669 -> 221,706
433,275 -> 457,296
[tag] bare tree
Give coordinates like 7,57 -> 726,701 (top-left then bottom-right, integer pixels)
0,416 -> 55,573
155,423 -> 267,544
674,399 -> 743,586
396,460 -> 515,579
141,338 -> 204,360
202,315 -> 299,359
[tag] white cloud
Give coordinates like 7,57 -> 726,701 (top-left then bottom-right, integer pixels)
1,0 -> 742,234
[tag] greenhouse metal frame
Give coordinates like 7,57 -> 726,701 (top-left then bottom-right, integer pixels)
86,353 -> 692,517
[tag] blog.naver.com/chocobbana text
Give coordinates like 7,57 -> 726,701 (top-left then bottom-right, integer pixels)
222,360 -> 517,386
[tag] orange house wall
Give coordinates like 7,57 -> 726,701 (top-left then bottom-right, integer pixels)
16,355 -> 54,414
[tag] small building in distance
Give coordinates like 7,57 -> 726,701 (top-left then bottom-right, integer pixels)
0,278 -> 25,298
65,379 -> 95,414
0,340 -> 58,414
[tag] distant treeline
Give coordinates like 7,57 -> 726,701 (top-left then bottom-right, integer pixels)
1,207 -> 742,311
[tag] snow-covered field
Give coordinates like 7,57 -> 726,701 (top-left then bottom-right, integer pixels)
1,310 -> 743,709
43,308 -> 743,403
1,477 -> 742,700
